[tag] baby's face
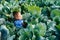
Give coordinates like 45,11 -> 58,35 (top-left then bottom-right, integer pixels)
14,12 -> 22,20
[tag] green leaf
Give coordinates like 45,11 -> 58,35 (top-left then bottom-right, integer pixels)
51,9 -> 60,17
34,23 -> 47,36
56,24 -> 60,30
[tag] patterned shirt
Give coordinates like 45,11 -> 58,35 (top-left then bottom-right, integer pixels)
14,19 -> 23,28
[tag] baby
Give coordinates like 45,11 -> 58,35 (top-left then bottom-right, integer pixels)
13,11 -> 28,29
13,11 -> 28,40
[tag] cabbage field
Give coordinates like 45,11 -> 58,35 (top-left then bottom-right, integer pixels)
0,0 -> 60,40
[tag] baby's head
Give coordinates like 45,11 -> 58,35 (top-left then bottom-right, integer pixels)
13,11 -> 22,20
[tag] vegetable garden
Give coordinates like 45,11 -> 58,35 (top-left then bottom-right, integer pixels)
0,0 -> 60,40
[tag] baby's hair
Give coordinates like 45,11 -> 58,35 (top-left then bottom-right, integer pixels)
13,11 -> 18,16
13,11 -> 21,16
13,7 -> 21,16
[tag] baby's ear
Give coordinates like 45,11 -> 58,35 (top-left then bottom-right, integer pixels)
22,21 -> 28,28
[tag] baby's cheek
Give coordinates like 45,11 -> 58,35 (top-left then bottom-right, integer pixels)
20,15 -> 22,19
18,15 -> 22,19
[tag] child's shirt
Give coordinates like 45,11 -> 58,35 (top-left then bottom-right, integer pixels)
14,19 -> 23,28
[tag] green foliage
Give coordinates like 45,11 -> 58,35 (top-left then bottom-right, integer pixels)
34,23 -> 46,36
51,9 -> 60,17
56,24 -> 60,30
0,0 -> 60,40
